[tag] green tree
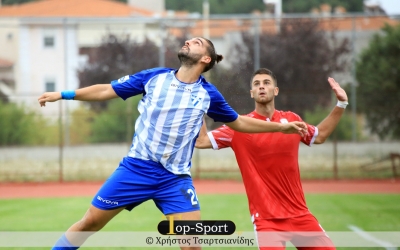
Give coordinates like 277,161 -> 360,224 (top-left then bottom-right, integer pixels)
0,102 -> 48,145
355,24 -> 400,140
166,0 -> 265,14
304,106 -> 361,141
283,0 -> 363,13
1,0 -> 35,5
90,96 -> 141,143
68,106 -> 96,145
165,0 -> 362,14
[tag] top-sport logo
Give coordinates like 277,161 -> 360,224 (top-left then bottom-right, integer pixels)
97,196 -> 118,205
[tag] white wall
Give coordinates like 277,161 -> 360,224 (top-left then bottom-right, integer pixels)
0,18 -> 19,62
128,0 -> 165,14
14,24 -> 79,118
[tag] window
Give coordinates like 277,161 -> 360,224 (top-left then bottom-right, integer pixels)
42,28 -> 56,48
44,36 -> 55,48
45,80 -> 56,92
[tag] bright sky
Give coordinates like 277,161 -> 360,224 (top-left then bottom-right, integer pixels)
365,0 -> 400,15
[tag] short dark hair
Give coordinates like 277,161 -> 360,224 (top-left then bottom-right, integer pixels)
202,37 -> 223,73
250,68 -> 278,88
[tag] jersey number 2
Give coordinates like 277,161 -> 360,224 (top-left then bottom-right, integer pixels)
187,189 -> 198,205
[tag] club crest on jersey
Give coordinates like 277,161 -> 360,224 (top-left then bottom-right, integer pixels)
280,118 -> 288,124
118,75 -> 129,83
191,94 -> 202,106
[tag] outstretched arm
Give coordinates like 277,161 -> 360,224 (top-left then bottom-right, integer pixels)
38,84 -> 118,107
314,77 -> 348,144
226,116 -> 307,136
195,119 -> 213,149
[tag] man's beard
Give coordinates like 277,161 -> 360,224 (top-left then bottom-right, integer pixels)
178,49 -> 203,67
255,96 -> 273,105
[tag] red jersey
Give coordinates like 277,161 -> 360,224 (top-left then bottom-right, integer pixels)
208,110 -> 318,219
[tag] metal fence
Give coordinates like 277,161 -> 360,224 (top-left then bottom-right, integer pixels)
0,141 -> 399,182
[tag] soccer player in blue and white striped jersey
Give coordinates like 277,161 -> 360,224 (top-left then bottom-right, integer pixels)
39,37 -> 307,250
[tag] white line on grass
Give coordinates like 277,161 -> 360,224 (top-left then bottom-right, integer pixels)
348,224 -> 397,250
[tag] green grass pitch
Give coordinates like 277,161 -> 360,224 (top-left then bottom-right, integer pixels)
0,194 -> 399,249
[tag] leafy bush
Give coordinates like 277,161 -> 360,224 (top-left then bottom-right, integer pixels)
68,106 -> 96,145
0,102 -> 48,145
304,106 -> 362,141
90,96 -> 141,143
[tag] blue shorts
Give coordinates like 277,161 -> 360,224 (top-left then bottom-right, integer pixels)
91,157 -> 200,215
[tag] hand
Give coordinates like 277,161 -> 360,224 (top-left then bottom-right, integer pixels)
328,77 -> 348,102
38,92 -> 62,107
280,121 -> 308,137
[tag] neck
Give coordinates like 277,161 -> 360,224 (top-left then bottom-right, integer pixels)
255,101 -> 275,119
175,65 -> 203,84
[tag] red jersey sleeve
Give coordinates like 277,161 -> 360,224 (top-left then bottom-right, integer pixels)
207,125 -> 234,150
290,112 -> 318,146
301,124 -> 318,146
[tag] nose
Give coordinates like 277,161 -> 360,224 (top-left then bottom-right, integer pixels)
184,40 -> 190,46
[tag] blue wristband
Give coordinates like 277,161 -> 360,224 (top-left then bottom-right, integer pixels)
61,90 -> 76,100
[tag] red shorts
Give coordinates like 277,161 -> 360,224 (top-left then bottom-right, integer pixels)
253,213 -> 335,250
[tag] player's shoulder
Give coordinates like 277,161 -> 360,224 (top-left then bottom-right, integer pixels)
199,77 -> 222,95
275,110 -> 302,121
142,67 -> 175,75
245,112 -> 256,118
133,67 -> 175,82
200,77 -> 216,88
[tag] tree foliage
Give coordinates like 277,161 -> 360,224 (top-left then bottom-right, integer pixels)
165,0 -> 362,14
355,24 -> 400,140
89,96 -> 141,143
166,0 -> 265,14
210,19 -> 350,118
283,0 -> 363,13
0,102 -> 47,145
1,0 -> 35,5
304,106 -> 361,141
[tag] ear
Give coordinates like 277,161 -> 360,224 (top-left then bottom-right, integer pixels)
201,56 -> 211,64
274,87 -> 279,96
250,89 -> 254,99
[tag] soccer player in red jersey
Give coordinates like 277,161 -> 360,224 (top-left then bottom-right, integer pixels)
195,68 -> 349,249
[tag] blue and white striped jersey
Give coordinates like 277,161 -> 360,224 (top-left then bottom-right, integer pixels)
111,67 -> 238,175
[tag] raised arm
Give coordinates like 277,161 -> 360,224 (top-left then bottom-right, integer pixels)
314,77 -> 348,144
226,116 -> 307,136
38,84 -> 118,107
195,119 -> 213,149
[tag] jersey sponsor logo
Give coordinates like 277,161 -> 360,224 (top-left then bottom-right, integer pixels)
97,196 -> 118,205
118,75 -> 129,83
280,118 -> 288,124
190,94 -> 202,106
170,83 -> 192,92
